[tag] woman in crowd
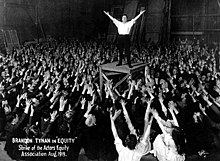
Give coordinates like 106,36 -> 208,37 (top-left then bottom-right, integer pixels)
0,37 -> 220,161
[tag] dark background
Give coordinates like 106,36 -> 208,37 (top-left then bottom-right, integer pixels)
0,0 -> 220,44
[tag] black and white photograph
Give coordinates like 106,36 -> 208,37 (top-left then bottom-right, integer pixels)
0,0 -> 220,161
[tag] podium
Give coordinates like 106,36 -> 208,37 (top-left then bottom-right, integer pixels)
99,61 -> 148,99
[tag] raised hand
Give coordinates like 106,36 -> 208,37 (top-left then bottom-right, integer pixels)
146,97 -> 153,105
199,103 -> 206,114
16,94 -> 21,103
26,99 -> 32,108
50,110 -> 58,122
81,98 -> 86,106
82,83 -> 88,94
81,75 -> 86,85
120,99 -> 127,107
107,79 -> 113,90
131,80 -> 136,87
53,90 -> 60,99
87,101 -> 94,112
214,86 -> 220,94
110,108 -> 122,121
59,96 -> 67,111
135,79 -> 142,89
140,9 -> 146,14
24,99 -> 32,114
103,11 -> 109,15
104,83 -> 109,93
134,96 -> 139,104
202,94 -> 209,102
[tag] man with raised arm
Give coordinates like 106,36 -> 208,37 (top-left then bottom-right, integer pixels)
110,101 -> 153,161
104,10 -> 146,68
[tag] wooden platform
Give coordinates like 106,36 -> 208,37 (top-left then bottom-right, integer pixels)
100,61 -> 148,74
99,61 -> 149,99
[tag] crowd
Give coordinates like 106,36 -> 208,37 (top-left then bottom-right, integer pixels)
0,37 -> 220,161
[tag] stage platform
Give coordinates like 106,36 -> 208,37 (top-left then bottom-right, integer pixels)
100,61 -> 148,74
99,61 -> 149,99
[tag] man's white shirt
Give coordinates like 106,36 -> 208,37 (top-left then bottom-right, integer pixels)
113,19 -> 135,35
114,137 -> 144,161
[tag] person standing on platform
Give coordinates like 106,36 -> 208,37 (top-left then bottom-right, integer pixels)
104,10 -> 146,68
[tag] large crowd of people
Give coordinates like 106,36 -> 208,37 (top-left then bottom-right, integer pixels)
0,37 -> 220,161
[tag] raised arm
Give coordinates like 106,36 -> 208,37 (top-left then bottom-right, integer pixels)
168,107 -> 179,127
120,99 -> 136,136
202,94 -> 220,117
199,103 -> 220,130
104,11 -> 116,21
141,116 -> 153,145
110,109 -> 122,139
144,98 -> 152,133
152,109 -> 168,135
158,94 -> 168,116
127,80 -> 135,99
103,11 -> 120,25
132,10 -> 146,22
140,98 -> 154,145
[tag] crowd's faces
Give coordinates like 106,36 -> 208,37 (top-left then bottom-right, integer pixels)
145,66 -> 150,75
195,70 -> 200,78
63,77 -> 69,87
150,69 -> 155,78
11,114 -> 19,125
31,98 -> 40,107
180,80 -> 187,88
181,93 -> 187,102
48,85 -> 54,94
160,79 -> 168,91
1,71 -> 7,79
55,83 -> 61,92
140,85 -> 147,95
201,75 -> 206,82
36,92 -> 44,102
2,100 -> 11,115
168,100 -> 176,110
215,96 -> 220,104
155,72 -> 160,78
193,112 -> 202,123
26,75 -> 31,82
172,68 -> 178,76
85,114 -> 96,127
206,73 -> 211,80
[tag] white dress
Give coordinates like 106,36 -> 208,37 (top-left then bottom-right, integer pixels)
114,136 -> 151,161
152,134 -> 185,161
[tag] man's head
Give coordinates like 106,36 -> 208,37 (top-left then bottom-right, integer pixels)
125,134 -> 137,150
122,14 -> 128,23
64,105 -> 75,122
215,95 -> 220,104
31,98 -> 40,107
168,99 -> 177,109
85,114 -> 96,127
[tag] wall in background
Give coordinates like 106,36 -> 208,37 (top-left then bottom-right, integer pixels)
171,0 -> 220,44
0,0 -> 167,44
0,0 -> 111,43
106,0 -> 166,43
